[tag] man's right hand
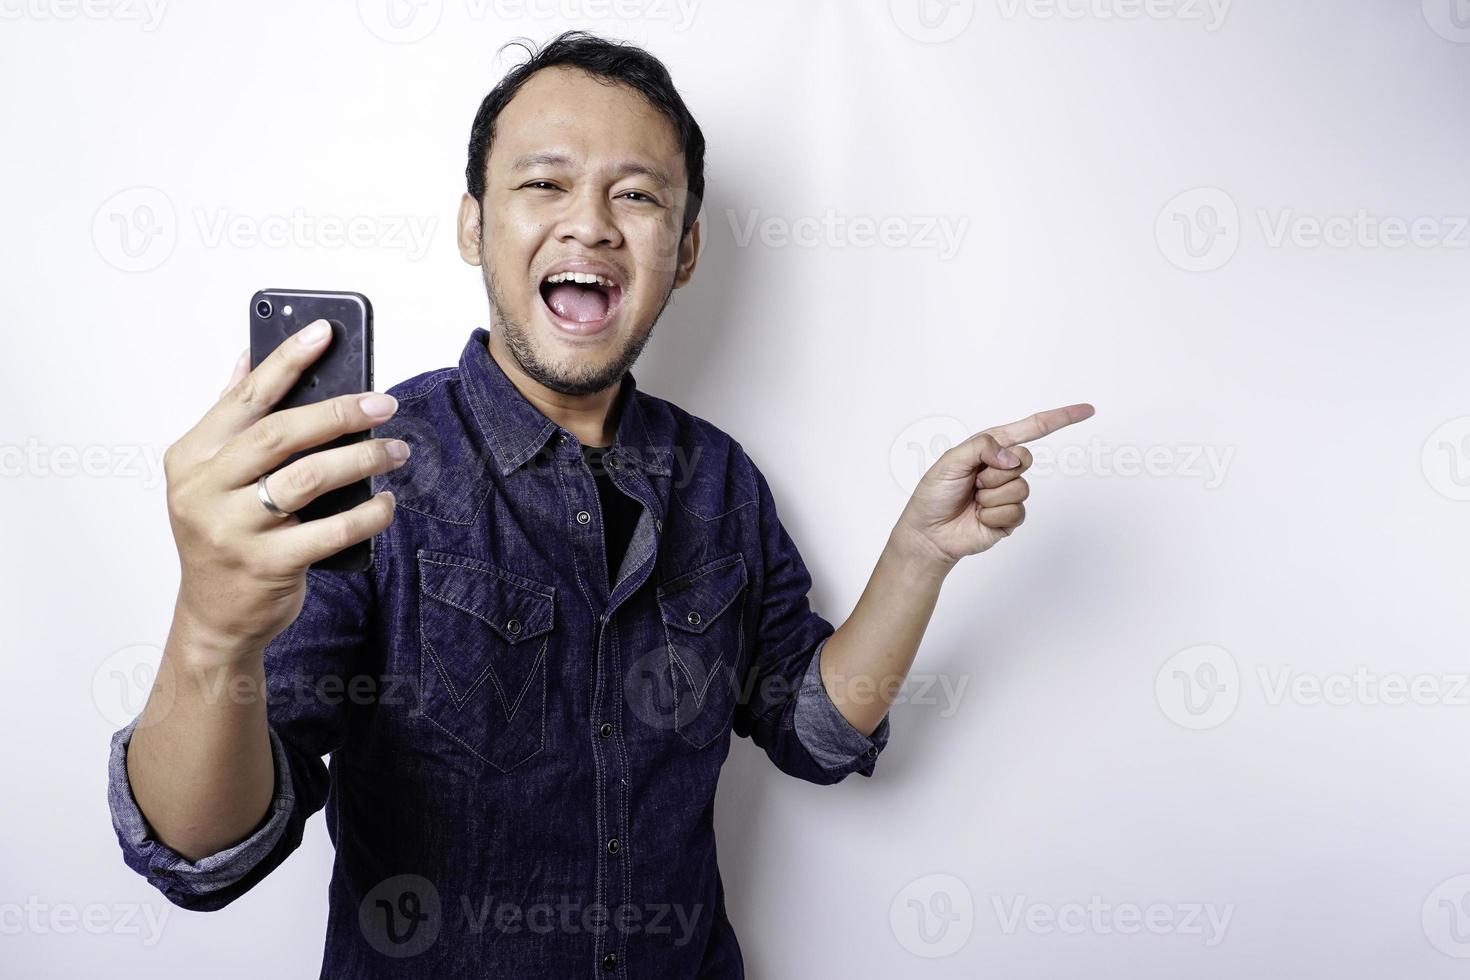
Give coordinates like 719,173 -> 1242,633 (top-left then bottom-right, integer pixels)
163,318 -> 408,662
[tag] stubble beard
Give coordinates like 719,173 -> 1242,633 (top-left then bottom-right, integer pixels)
482,240 -> 674,398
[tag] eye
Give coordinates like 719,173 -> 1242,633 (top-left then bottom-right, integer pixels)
521,180 -> 561,191
617,190 -> 660,205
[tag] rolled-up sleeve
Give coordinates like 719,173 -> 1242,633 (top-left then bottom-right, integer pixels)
793,636 -> 891,777
731,449 -> 892,784
107,717 -> 297,909
105,560 -> 378,910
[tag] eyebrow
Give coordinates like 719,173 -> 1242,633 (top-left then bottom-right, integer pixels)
510,152 -> 673,190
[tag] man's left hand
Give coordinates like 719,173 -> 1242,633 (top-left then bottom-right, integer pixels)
894,403 -> 1096,566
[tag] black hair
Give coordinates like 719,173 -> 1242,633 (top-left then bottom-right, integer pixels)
465,30 -> 706,236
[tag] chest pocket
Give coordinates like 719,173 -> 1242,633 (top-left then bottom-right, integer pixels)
655,553 -> 748,749
416,549 -> 555,773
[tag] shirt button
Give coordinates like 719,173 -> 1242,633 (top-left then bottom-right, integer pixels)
607,837 -> 621,855
599,722 -> 613,738
601,952 -> 617,971
576,510 -> 591,525
506,618 -> 522,636
608,454 -> 621,470
686,610 -> 702,627
865,746 -> 878,758
556,432 -> 568,447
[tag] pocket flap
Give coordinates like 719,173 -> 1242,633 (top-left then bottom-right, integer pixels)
657,553 -> 747,635
418,549 -> 555,644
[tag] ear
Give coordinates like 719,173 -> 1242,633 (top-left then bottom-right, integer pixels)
456,192 -> 483,266
672,216 -> 701,289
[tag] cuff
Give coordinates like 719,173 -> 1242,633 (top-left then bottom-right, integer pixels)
107,716 -> 296,900
793,637 -> 892,777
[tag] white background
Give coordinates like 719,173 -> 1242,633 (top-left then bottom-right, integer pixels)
4,0 -> 1469,976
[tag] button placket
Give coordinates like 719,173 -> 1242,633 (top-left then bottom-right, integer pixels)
581,495 -> 624,980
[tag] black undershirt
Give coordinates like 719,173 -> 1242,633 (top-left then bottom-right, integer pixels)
581,444 -> 641,588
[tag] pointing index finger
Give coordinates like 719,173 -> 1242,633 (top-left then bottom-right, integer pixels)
984,403 -> 1096,448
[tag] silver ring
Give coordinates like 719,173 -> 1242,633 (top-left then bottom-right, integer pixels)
256,472 -> 293,519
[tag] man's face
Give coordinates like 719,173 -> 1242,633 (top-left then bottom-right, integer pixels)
458,66 -> 700,397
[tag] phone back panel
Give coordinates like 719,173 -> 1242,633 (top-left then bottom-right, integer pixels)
248,288 -> 374,572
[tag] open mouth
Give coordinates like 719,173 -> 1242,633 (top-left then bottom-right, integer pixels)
537,268 -> 624,335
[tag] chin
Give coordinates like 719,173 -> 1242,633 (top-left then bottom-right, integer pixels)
505,319 -> 632,396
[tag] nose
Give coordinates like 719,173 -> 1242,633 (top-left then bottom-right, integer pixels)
554,185 -> 622,249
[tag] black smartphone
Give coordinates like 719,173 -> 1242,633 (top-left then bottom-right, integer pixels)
249,288 -> 375,572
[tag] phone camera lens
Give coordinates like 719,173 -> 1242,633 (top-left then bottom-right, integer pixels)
255,299 -> 273,319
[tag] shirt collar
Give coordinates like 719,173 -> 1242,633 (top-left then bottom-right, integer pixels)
459,326 -> 672,478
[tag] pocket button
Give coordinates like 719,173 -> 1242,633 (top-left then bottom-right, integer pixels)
416,550 -> 556,773
655,553 -> 748,749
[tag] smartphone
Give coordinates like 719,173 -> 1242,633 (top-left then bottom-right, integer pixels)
249,288 -> 375,572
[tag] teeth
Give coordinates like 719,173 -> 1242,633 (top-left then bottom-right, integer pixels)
546,271 -> 616,288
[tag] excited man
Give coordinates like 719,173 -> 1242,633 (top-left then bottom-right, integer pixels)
108,31 -> 1092,978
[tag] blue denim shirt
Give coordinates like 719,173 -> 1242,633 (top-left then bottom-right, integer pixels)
107,327 -> 891,978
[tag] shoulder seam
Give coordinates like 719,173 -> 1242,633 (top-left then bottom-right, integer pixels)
393,368 -> 457,405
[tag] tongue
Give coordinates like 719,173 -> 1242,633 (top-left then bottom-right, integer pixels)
545,283 -> 610,323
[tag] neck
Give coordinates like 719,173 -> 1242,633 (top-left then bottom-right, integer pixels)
487,332 -> 621,448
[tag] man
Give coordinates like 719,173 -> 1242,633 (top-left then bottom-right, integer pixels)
108,30 -> 1092,978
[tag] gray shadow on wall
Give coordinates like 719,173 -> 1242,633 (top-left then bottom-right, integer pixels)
630,191 -> 742,409
632,182 -> 783,951
637,180 -> 954,966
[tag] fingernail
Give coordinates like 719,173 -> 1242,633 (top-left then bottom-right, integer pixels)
360,393 -> 397,417
999,449 -> 1019,466
298,320 -> 330,345
386,439 -> 410,461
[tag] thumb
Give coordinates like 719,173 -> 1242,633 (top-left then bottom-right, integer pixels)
939,431 -> 1019,478
219,347 -> 249,399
